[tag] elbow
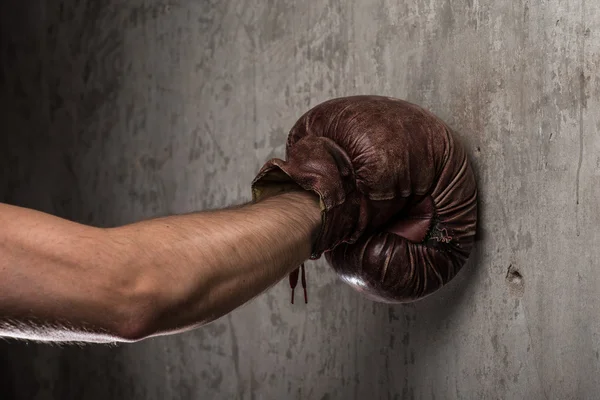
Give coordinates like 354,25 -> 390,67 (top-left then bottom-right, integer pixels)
110,275 -> 207,342
110,278 -> 162,343
101,228 -> 216,341
100,229 -> 163,342
111,304 -> 155,343
113,300 -> 211,343
114,313 -> 152,343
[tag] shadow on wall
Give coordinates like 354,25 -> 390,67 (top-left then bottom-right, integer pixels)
0,0 -> 123,218
0,1 -> 132,399
350,248 -> 483,398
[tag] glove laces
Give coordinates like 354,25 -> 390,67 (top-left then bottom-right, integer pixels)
289,263 -> 307,304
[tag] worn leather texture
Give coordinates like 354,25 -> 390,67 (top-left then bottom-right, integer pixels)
252,95 -> 477,303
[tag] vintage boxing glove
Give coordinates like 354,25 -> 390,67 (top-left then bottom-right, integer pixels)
252,95 -> 477,303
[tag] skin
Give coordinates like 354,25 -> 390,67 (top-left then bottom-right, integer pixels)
0,189 -> 322,343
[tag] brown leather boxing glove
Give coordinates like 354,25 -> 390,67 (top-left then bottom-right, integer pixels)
252,95 -> 477,303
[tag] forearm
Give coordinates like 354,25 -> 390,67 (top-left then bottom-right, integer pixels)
109,190 -> 321,339
0,191 -> 321,342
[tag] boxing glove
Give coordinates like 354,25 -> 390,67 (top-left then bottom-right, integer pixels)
252,95 -> 477,303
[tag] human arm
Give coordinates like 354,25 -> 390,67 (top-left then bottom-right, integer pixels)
0,190 -> 321,343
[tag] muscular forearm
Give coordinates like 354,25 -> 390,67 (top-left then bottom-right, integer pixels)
0,191 -> 321,343
108,190 -> 321,339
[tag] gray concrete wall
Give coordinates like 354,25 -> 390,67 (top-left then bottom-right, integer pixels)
1,0 -> 599,399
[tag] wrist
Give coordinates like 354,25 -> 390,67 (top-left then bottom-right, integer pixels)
252,189 -> 322,244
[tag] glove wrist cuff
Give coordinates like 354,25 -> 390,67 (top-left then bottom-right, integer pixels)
252,136 -> 366,258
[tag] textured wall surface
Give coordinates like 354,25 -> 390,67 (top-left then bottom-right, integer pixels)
1,0 -> 599,399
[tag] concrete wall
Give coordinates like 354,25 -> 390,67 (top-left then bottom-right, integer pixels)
1,0 -> 599,399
